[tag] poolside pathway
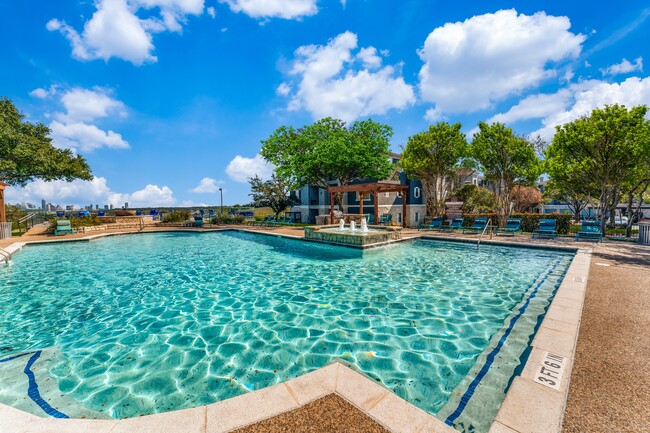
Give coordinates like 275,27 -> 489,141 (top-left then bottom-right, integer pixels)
562,243 -> 650,433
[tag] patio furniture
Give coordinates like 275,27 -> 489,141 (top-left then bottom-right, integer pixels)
378,214 -> 392,225
533,219 -> 557,239
496,218 -> 522,236
418,216 -> 444,231
439,217 -> 464,232
462,217 -> 488,234
54,220 -> 74,236
192,215 -> 204,227
576,220 -> 602,242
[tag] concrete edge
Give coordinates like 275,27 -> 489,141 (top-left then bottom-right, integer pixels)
490,250 -> 592,433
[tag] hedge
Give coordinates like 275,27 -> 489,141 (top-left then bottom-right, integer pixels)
211,214 -> 246,225
462,212 -> 572,235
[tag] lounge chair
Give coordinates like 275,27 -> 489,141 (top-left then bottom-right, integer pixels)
251,216 -> 270,226
54,219 -> 74,236
439,217 -> 464,232
576,220 -> 602,242
418,216 -> 444,231
378,214 -> 392,225
462,217 -> 488,234
496,218 -> 522,236
263,216 -> 278,226
366,214 -> 375,224
533,218 -> 557,239
192,215 -> 204,227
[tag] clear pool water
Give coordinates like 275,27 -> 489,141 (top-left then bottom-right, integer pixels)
0,231 -> 572,420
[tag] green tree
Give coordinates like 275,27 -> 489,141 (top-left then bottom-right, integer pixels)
543,180 -> 593,223
260,117 -> 394,209
248,173 -> 298,217
400,122 -> 467,217
454,184 -> 496,213
545,104 -> 650,233
469,122 -> 541,224
0,98 -> 92,186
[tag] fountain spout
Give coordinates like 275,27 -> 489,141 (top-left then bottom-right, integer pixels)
339,218 -> 345,230
360,218 -> 368,232
350,220 -> 356,231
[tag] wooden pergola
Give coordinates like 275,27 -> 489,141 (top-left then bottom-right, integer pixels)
328,182 -> 409,228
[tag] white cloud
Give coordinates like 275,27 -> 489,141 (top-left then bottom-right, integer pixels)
29,86 -> 58,99
220,0 -> 318,20
5,177 -> 176,208
496,77 -> 650,140
30,86 -> 130,153
49,121 -> 129,152
58,87 -> 127,123
418,9 -> 585,114
47,0 -> 205,65
356,46 -> 381,69
207,6 -> 216,18
600,57 -> 643,76
486,89 -> 573,125
190,177 -> 221,193
285,31 -> 415,122
276,82 -> 291,96
424,107 -> 445,122
226,154 -> 274,182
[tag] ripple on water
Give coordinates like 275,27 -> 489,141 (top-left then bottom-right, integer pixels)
0,232 -> 572,418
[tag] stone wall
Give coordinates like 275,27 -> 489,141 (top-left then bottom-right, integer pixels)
304,225 -> 402,246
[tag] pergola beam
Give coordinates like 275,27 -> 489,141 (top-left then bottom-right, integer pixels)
328,182 -> 409,227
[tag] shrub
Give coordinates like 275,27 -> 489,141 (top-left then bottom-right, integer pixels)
70,215 -> 103,228
462,212 -> 571,234
162,210 -> 191,223
211,214 -> 246,225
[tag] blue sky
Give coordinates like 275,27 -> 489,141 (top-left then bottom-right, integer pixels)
2,0 -> 649,207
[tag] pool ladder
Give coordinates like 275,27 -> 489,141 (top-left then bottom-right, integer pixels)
477,218 -> 492,249
0,248 -> 12,265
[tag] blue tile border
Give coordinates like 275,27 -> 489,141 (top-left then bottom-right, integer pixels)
444,258 -> 562,426
0,350 -> 69,418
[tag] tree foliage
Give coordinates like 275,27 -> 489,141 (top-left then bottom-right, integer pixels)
400,122 -> 467,216
545,104 -> 650,232
453,184 -> 496,214
511,185 -> 543,213
260,117 -> 394,209
469,122 -> 541,224
0,98 -> 92,186
248,173 -> 298,217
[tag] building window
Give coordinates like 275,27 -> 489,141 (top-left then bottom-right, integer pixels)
415,212 -> 419,222
384,192 -> 390,198
397,213 -> 402,223
414,187 -> 421,199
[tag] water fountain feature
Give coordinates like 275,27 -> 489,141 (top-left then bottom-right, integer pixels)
304,217 -> 403,247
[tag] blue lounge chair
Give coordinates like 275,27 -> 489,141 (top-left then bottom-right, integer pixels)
56,211 -> 65,218
418,216 -> 444,231
462,217 -> 488,234
193,215 -> 204,227
366,214 -> 375,224
496,218 -> 522,236
54,219 -> 74,236
576,220 -> 602,242
439,217 -> 464,232
98,211 -> 105,217
533,218 -> 557,239
378,214 -> 392,225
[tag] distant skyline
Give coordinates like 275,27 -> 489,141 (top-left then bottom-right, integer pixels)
2,1 -> 649,207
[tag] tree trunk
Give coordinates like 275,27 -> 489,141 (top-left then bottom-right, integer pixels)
626,180 -> 650,237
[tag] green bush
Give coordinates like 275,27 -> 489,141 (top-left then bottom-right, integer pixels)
462,212 -> 571,234
162,210 -> 191,223
70,215 -> 103,227
211,214 -> 246,225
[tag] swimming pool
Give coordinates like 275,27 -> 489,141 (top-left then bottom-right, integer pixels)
0,231 -> 573,430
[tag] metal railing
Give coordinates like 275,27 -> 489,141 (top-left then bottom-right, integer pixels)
477,218 -> 492,249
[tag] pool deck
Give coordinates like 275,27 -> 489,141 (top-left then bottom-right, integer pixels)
0,224 -> 644,432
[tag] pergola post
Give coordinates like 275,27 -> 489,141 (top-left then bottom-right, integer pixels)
402,188 -> 408,228
373,192 -> 379,225
330,192 -> 335,223
359,192 -> 364,216
0,182 -> 5,223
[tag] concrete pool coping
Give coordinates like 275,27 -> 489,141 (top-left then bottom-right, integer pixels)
0,227 -> 593,433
